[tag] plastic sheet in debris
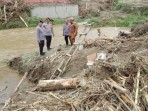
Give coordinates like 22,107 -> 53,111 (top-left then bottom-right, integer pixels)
87,52 -> 107,69
96,52 -> 107,61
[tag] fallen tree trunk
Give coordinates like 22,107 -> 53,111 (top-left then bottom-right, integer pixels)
36,78 -> 80,91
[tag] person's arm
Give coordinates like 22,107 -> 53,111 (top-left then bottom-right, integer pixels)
51,25 -> 54,37
36,28 -> 40,43
63,25 -> 65,36
42,23 -> 46,29
74,24 -> 78,36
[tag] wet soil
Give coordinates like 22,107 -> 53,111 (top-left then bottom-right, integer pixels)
0,24 -> 130,109
0,25 -> 65,109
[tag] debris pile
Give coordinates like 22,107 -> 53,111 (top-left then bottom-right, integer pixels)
70,0 -> 116,18
6,37 -> 148,111
8,49 -> 69,82
0,0 -> 29,27
118,21 -> 148,38
6,27 -> 148,111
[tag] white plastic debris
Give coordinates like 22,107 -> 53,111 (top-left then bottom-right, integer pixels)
87,61 -> 94,69
79,44 -> 84,50
96,52 -> 107,61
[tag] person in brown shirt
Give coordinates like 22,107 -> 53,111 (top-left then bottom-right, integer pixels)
69,17 -> 78,45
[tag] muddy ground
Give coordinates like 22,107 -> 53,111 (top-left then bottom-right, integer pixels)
4,22 -> 148,111
0,22 -> 131,110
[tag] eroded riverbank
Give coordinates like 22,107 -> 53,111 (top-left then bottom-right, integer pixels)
0,24 -> 130,109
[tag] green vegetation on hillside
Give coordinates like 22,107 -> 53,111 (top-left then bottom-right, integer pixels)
87,14 -> 148,28
87,0 -> 148,28
0,0 -> 148,30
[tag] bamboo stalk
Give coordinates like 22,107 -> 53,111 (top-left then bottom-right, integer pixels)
19,16 -> 28,27
1,72 -> 28,111
3,5 -> 7,22
135,67 -> 141,104
113,90 -> 132,111
104,79 -> 127,93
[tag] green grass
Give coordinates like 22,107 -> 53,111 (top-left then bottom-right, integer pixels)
114,14 -> 148,27
87,14 -> 148,28
28,17 -> 65,27
0,19 -> 26,30
1,0 -> 148,30
113,0 -> 148,16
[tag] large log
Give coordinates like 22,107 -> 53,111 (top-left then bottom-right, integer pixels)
36,78 -> 80,91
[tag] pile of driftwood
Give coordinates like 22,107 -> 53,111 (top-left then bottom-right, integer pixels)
4,33 -> 148,111
118,21 -> 148,38
75,0 -> 116,18
0,0 -> 29,27
3,22 -> 148,111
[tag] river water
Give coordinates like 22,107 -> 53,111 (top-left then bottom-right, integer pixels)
0,24 -> 129,109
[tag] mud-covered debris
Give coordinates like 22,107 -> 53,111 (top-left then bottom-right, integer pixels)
118,21 -> 148,38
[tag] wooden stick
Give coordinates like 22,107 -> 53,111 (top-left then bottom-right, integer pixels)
0,8 -> 2,16
26,90 -> 69,104
49,92 -> 67,103
90,101 -> 100,111
125,93 -> 141,111
104,79 -> 127,93
113,90 -> 132,111
1,72 -> 28,111
142,93 -> 148,111
12,106 -> 26,111
19,16 -> 28,27
51,56 -> 58,63
135,67 -> 141,104
3,5 -> 7,23
49,92 -> 71,105
121,94 -> 132,104
140,85 -> 148,92
0,86 -> 7,93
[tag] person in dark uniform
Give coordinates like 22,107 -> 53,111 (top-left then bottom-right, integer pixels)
63,19 -> 71,46
36,21 -> 45,56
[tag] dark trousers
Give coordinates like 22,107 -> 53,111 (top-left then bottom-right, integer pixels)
45,35 -> 52,50
65,35 -> 69,45
39,40 -> 44,55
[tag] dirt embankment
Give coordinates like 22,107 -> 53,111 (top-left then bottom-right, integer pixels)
118,21 -> 148,38
6,22 -> 148,111
71,0 -> 116,18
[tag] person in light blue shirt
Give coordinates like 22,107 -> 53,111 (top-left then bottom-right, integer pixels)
36,21 -> 45,56
63,19 -> 71,46
43,18 -> 54,51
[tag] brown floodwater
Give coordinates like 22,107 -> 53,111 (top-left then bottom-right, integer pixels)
0,24 -> 130,109
0,25 -> 66,109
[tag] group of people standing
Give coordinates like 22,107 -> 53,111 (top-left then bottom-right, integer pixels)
36,17 -> 78,56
